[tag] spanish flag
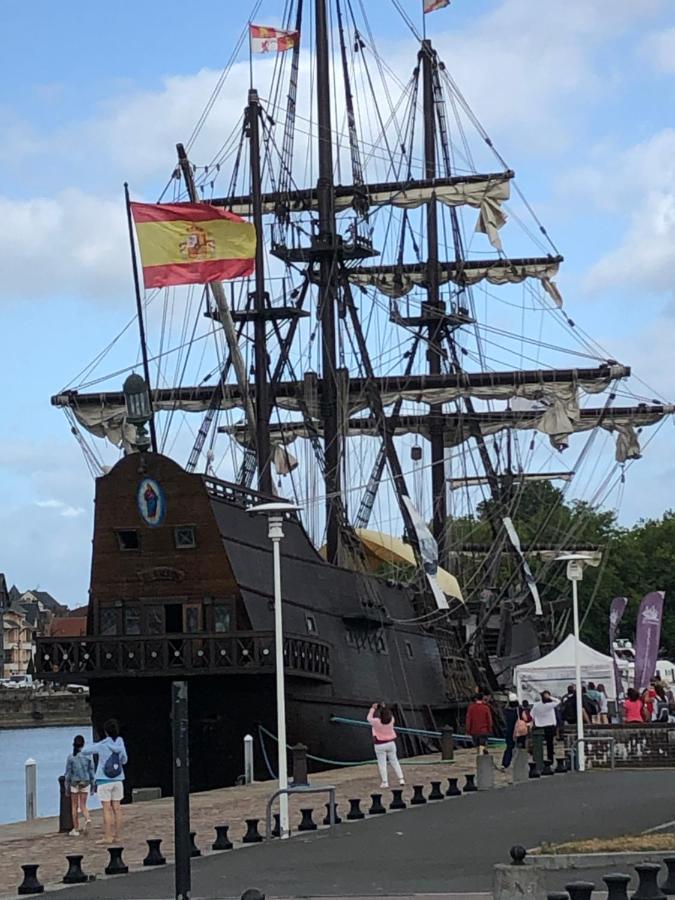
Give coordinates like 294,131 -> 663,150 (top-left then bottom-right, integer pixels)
424,0 -> 450,12
130,202 -> 256,289
250,25 -> 299,53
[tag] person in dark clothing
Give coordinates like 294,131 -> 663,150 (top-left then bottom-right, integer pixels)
501,694 -> 520,769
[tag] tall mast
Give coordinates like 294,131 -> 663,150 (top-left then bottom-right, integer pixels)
421,40 -> 448,565
315,0 -> 341,563
247,89 -> 273,494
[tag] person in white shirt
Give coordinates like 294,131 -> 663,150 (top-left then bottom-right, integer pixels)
530,691 -> 560,763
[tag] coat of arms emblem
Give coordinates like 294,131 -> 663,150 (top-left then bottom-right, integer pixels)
179,224 -> 216,261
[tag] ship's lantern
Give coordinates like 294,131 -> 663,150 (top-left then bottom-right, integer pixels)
123,373 -> 152,424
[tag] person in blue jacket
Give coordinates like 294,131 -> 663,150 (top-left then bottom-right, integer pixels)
64,735 -> 95,836
83,719 -> 128,844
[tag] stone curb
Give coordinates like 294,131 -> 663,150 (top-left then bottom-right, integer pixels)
526,850 -> 672,870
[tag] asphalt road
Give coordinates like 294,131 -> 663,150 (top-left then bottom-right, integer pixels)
48,770 -> 675,899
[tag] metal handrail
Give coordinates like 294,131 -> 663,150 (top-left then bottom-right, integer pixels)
265,784 -> 337,839
329,715 -> 504,745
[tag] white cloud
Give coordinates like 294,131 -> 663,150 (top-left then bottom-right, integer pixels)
640,25 -> 675,75
34,499 -> 85,518
0,189 -> 129,303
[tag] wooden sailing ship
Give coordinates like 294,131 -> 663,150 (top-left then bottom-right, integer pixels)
35,0 -> 672,794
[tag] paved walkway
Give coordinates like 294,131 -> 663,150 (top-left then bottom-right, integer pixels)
0,749 -> 504,897
6,769 -> 673,900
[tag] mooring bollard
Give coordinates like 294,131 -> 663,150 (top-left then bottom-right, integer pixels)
632,863 -> 666,900
271,813 -> 281,838
105,847 -> 128,876
440,725 -> 454,761
547,893 -> 569,900
662,857 -> 675,895
143,839 -> 166,866
428,781 -> 444,801
555,757 -> 567,774
243,818 -> 263,843
411,784 -> 427,805
604,873 -> 632,900
18,865 -> 44,895
189,832 -> 201,858
389,789 -> 406,810
63,855 -> 87,885
510,846 -> 527,866
241,890 -> 266,900
463,773 -> 477,793
291,743 -> 309,786
58,776 -> 73,834
244,734 -> 254,785
565,881 -> 596,900
323,801 -> 341,825
347,798 -> 364,820
213,825 -> 233,851
528,762 -> 541,779
25,759 -> 37,822
541,760 -> 554,776
298,808 -> 317,831
368,794 -> 386,815
445,777 -> 461,797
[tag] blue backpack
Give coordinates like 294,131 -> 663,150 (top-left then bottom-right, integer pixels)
103,750 -> 122,778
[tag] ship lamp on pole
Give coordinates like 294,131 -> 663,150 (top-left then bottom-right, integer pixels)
123,372 -> 153,452
554,552 -> 601,773
250,501 -> 301,840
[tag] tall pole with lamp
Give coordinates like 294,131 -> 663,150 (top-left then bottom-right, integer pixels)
251,501 -> 300,839
555,552 -> 601,772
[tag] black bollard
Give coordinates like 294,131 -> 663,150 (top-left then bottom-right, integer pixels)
189,832 -> 201,858
463,773 -> 477,793
604,874 -> 632,900
429,781 -> 444,801
368,794 -> 386,815
271,814 -> 281,838
547,893 -> 569,900
143,839 -> 166,866
347,798 -> 364,820
662,857 -> 675,896
291,743 -> 309,787
566,882 -> 596,900
58,776 -> 74,834
105,847 -> 128,876
541,760 -> 554,776
510,846 -> 527,866
389,789 -> 407,810
63,855 -> 87,885
243,819 -> 263,843
323,802 -> 341,825
212,825 -> 233,851
632,864 -> 666,900
446,777 -> 461,797
18,865 -> 44,895
528,762 -> 541,779
298,808 -> 317,832
241,891 -> 266,900
411,784 -> 427,805
440,725 -> 454,761
555,757 -> 567,774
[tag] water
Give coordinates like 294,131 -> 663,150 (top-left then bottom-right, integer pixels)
0,726 -> 101,825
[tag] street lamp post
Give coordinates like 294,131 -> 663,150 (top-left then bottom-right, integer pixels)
251,501 -> 300,840
555,552 -> 601,773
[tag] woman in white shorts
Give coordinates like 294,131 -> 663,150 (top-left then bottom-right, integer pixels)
64,735 -> 95,836
84,719 -> 128,844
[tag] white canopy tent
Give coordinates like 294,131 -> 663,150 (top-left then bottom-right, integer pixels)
514,635 -> 617,703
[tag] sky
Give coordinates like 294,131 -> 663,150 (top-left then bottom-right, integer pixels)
2,0 -> 675,607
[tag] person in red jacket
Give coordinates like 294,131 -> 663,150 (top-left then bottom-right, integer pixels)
466,693 -> 493,754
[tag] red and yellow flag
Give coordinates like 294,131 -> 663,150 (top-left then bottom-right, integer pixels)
424,0 -> 450,12
250,24 -> 299,53
130,202 -> 256,289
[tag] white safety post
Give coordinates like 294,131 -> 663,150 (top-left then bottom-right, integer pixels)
244,734 -> 254,784
25,758 -> 37,821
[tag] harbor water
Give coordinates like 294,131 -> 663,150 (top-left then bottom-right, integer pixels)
0,726 -> 101,825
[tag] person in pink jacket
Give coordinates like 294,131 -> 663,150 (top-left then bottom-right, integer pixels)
367,702 -> 405,788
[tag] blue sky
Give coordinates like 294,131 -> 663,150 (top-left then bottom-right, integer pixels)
2,0 -> 675,607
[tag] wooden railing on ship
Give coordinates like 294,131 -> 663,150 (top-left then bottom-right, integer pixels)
34,631 -> 331,682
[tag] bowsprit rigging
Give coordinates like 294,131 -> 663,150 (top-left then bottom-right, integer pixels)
45,0 -> 674,765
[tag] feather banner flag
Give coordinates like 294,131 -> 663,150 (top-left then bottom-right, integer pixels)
424,0 -> 450,13
250,25 -> 299,53
130,202 -> 256,289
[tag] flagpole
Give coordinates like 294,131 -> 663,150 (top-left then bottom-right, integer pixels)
124,182 -> 158,454
422,0 -> 427,40
248,22 -> 253,89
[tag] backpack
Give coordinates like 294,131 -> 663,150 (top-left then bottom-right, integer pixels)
103,750 -> 122,779
514,717 -> 529,738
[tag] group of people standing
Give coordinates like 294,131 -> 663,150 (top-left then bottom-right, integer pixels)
63,719 -> 128,843
623,680 -> 675,723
